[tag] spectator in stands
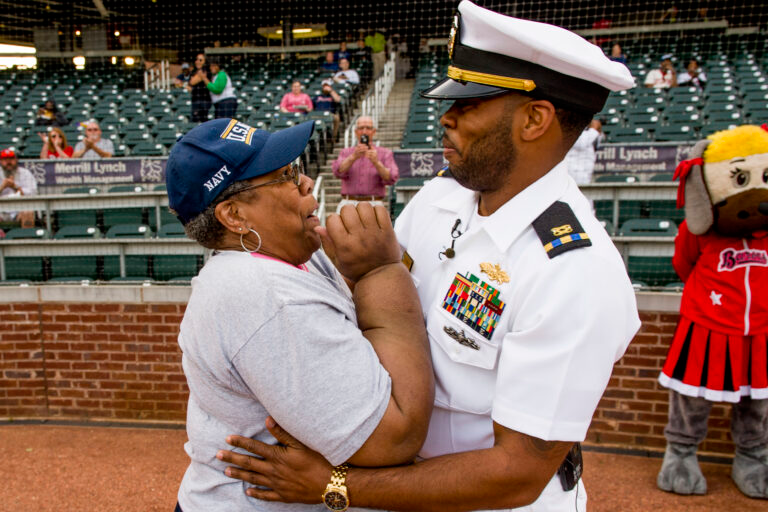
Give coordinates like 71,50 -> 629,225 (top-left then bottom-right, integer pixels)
319,51 -> 339,73
564,119 -> 602,185
334,41 -> 350,62
352,37 -> 371,62
200,58 -> 238,119
188,53 -> 212,123
609,43 -> 628,65
313,79 -> 342,140
644,54 -> 678,88
0,148 -> 37,228
71,120 -> 114,159
34,100 -> 68,127
37,127 -> 73,159
365,29 -> 387,78
280,81 -> 314,114
174,63 -> 192,88
678,59 -> 707,88
332,116 -> 398,212
333,58 -> 360,85
165,119 -> 431,512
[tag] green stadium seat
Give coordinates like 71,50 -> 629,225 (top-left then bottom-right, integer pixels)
654,125 -> 698,141
627,256 -> 678,287
649,172 -> 675,182
157,222 -> 187,238
706,110 -> 744,123
102,255 -> 151,280
594,174 -> 639,183
108,185 -> 145,193
4,227 -> 50,240
105,224 -> 152,238
4,257 -> 45,281
619,218 -> 678,236
50,256 -> 99,281
153,255 -> 201,281
607,127 -> 649,143
53,225 -> 101,239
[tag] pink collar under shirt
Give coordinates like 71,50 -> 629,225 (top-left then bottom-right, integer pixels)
250,252 -> 308,272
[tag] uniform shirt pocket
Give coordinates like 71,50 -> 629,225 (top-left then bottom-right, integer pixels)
428,305 -> 501,370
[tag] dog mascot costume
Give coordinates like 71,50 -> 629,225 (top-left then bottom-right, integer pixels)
657,124 -> 768,498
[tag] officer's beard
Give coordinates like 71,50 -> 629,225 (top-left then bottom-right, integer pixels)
449,114 -> 516,193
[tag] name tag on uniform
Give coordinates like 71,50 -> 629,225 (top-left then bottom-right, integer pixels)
441,272 -> 506,341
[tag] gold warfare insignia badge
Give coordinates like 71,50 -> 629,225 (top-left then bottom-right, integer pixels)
447,14 -> 459,59
479,262 -> 510,285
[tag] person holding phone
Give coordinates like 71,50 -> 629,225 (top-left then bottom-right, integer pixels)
332,116 -> 398,213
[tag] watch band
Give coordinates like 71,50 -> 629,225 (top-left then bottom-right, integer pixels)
330,463 -> 349,487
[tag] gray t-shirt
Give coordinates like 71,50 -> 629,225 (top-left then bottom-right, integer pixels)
177,250 -> 391,511
73,137 -> 114,159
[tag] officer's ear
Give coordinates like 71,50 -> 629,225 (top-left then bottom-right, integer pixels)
518,99 -> 557,143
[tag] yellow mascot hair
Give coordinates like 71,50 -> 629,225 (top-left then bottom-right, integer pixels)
703,125 -> 768,163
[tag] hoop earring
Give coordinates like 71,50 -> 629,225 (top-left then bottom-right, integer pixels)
239,228 -> 262,253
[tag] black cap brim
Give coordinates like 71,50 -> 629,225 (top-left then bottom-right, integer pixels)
420,77 -> 511,100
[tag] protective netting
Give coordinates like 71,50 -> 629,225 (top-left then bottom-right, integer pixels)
0,1 -> 766,285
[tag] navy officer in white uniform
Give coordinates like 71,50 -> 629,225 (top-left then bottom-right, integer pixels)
218,2 -> 641,510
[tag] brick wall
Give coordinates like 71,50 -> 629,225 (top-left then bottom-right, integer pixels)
0,291 -> 738,456
0,301 -> 187,422
588,311 -> 736,456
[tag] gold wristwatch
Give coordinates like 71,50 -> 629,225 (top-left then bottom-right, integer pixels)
322,462 -> 350,511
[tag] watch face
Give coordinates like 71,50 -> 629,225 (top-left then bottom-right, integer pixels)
323,491 -> 348,511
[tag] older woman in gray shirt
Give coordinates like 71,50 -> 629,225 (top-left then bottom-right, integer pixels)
165,118 -> 433,512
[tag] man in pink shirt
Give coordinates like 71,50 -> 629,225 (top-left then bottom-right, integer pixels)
279,81 -> 314,114
332,116 -> 398,212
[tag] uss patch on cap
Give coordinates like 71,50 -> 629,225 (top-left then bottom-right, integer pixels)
423,0 -> 635,113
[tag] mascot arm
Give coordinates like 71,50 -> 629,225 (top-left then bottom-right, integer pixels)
672,220 -> 700,282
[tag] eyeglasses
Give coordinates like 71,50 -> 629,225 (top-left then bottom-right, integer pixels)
86,128 -> 99,132
219,158 -> 305,201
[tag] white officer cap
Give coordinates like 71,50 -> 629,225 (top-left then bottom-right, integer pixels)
422,0 -> 635,113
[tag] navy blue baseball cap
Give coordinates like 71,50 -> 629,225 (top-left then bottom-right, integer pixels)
166,118 -> 314,224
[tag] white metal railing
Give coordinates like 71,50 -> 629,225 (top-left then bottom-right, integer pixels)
312,174 -> 327,225
144,60 -> 171,91
344,52 -> 397,148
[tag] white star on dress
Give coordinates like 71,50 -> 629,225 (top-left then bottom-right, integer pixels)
710,291 -> 722,306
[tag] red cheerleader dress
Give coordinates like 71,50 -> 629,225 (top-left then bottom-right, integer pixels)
658,220 -> 768,402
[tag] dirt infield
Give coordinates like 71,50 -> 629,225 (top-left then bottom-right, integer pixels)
0,424 -> 764,512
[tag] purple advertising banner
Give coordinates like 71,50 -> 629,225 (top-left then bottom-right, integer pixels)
22,158 -> 167,187
594,143 -> 696,173
393,150 -> 446,179
393,143 -> 696,178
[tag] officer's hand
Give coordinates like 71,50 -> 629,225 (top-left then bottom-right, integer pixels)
321,202 -> 400,282
218,417 -> 330,505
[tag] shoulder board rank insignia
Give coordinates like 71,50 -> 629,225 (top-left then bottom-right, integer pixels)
436,167 -> 453,178
532,201 -> 591,259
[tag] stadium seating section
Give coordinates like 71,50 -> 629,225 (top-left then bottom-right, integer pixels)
403,33 -> 768,148
0,56 -> 371,158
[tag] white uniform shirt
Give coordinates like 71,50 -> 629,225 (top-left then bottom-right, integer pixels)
395,162 -> 640,511
564,127 -> 601,185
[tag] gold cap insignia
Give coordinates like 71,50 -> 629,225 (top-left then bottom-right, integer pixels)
447,14 -> 459,59
479,262 -> 509,285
